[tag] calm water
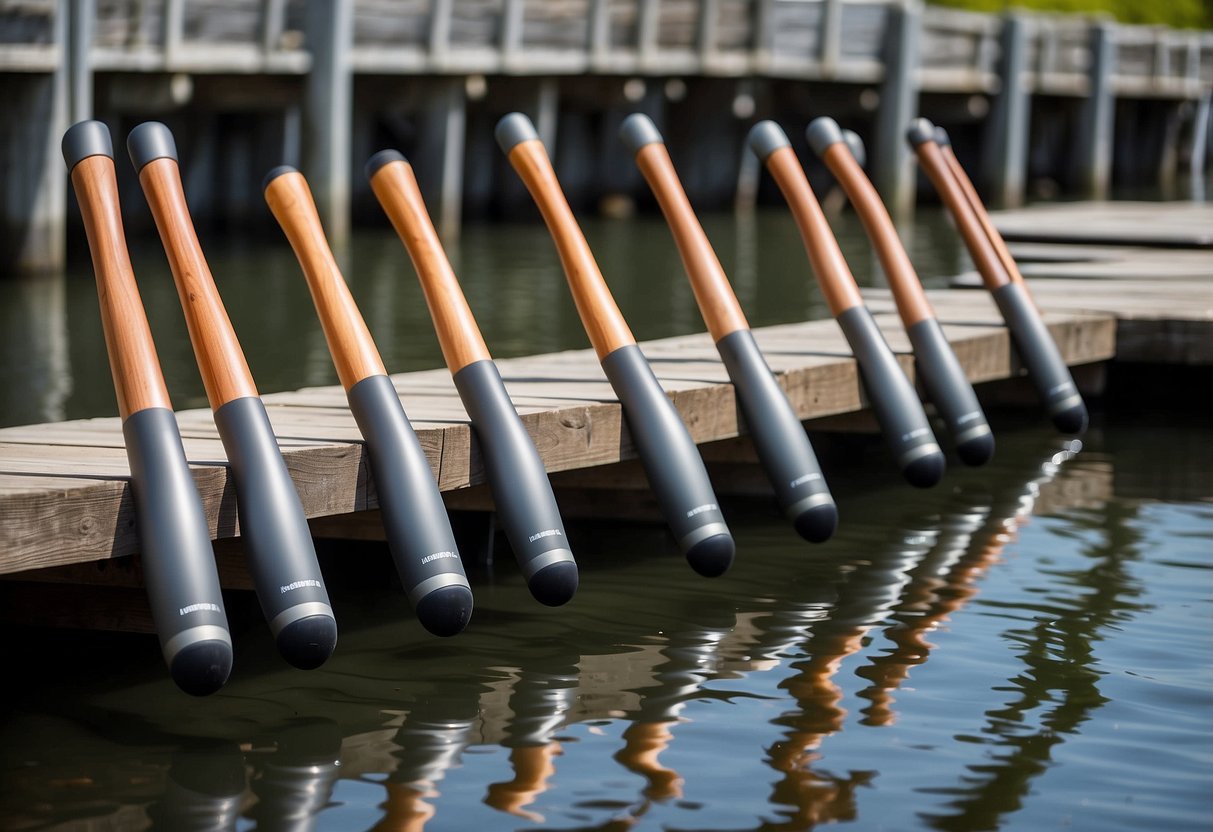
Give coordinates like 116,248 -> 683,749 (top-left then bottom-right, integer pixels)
1,409 -> 1210,830
1,210 -> 1211,829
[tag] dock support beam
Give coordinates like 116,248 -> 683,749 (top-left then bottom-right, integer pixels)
873,0 -> 922,218
303,0 -> 353,246
983,12 -> 1029,207
1073,21 -> 1115,200
414,79 -> 467,242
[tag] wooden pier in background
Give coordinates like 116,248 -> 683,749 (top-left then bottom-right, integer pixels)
0,202 -> 1210,603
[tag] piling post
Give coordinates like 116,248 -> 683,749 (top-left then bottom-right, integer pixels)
417,79 -> 467,243
302,0 -> 353,246
983,12 -> 1029,207
873,0 -> 922,218
1073,20 -> 1115,199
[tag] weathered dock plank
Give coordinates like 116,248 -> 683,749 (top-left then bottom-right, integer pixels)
991,201 -> 1213,248
1,274 -> 1204,577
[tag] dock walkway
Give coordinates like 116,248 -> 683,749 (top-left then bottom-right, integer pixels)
1,202 -> 1211,580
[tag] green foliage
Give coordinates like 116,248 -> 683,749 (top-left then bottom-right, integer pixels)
926,0 -> 1212,29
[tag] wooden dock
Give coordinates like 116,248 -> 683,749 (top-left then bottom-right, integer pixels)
2,255 -> 1209,583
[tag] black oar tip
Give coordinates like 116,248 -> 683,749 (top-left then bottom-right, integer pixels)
276,613 -> 338,670
746,120 -> 790,162
365,149 -> 406,181
126,121 -> 178,173
169,640 -> 233,697
619,113 -> 663,155
686,532 -> 735,578
905,118 -> 938,148
414,585 -> 474,637
902,448 -> 946,489
956,431 -> 995,467
1051,402 -> 1089,435
262,165 -> 298,192
527,560 -> 579,607
805,117 -> 844,157
61,120 -> 114,172
495,112 -> 540,154
793,502 -> 838,544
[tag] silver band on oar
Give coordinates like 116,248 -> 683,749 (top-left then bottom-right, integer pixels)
952,421 -> 993,446
783,491 -> 836,522
269,601 -> 336,638
520,547 -> 576,580
678,522 -> 731,553
406,573 -> 473,607
1048,391 -> 1084,415
897,441 -> 944,471
162,624 -> 233,665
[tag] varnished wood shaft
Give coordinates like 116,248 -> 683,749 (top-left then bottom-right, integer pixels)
940,144 -> 1028,289
138,158 -> 258,408
368,160 -> 491,373
634,143 -> 749,341
264,171 -> 387,389
763,146 -> 864,317
820,144 -> 935,327
910,141 -> 1012,293
70,155 -> 172,419
505,139 -> 635,359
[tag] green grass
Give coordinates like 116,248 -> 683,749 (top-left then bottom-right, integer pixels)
926,0 -> 1212,29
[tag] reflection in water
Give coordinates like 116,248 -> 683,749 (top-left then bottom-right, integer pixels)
147,742 -> 246,831
0,271 -> 71,425
1,420 -> 1208,830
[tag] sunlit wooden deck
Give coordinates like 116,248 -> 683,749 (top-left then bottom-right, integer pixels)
2,271 -> 1207,581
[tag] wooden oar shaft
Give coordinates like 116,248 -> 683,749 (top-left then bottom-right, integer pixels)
818,143 -> 934,327
763,146 -> 865,316
367,156 -> 491,373
70,155 -> 172,419
939,143 -> 1028,288
503,138 -> 635,359
905,130 -> 1011,293
137,157 -> 258,408
632,142 -> 748,341
263,169 -> 387,390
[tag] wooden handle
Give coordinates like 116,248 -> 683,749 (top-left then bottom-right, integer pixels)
633,142 -> 749,341
137,157 -> 258,408
940,144 -> 1028,289
504,139 -> 635,359
69,155 -> 173,419
366,155 -> 491,373
264,168 -> 387,389
763,146 -> 865,317
819,143 -> 935,327
908,139 -> 1011,293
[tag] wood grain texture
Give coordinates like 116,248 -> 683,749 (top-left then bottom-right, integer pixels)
820,143 -> 935,327
70,156 -> 172,419
506,139 -> 636,358
910,141 -> 1012,293
368,159 -> 491,373
634,143 -> 749,341
941,144 -> 1027,289
138,157 -> 258,408
265,170 -> 388,389
763,146 -> 865,316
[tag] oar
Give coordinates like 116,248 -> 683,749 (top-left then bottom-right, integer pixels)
619,113 -> 837,543
365,150 -> 578,606
496,113 -> 735,577
127,122 -> 337,668
61,120 -> 232,696
933,127 -> 1027,289
905,119 -> 1088,434
263,167 -> 473,635
747,121 -> 946,488
806,117 -> 994,466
